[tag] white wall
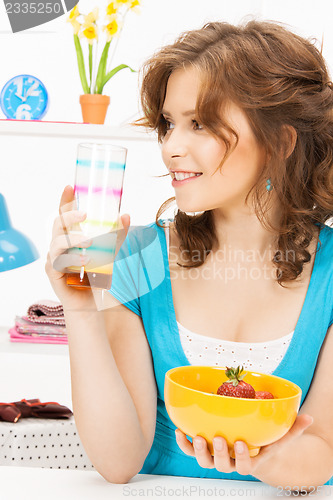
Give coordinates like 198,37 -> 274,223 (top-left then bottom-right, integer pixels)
0,0 -> 331,124
1,0 -> 332,326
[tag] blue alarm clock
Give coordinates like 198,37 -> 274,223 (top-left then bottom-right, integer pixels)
0,74 -> 48,120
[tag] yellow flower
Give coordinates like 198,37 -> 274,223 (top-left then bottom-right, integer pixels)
113,0 -> 136,7
70,19 -> 81,34
68,4 -> 79,20
106,2 -> 118,16
113,0 -> 141,13
67,4 -> 81,33
103,17 -> 119,41
80,22 -> 98,44
84,7 -> 99,24
109,0 -> 140,15
130,0 -> 140,10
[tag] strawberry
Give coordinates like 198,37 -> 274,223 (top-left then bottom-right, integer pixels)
255,391 -> 274,399
217,366 -> 255,399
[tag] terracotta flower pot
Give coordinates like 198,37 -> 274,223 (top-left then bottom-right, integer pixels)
79,94 -> 110,124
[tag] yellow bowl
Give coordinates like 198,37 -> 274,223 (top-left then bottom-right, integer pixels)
164,366 -> 301,458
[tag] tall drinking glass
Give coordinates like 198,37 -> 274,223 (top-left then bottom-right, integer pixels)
65,142 -> 127,289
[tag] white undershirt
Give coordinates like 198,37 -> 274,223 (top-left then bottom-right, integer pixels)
164,220 -> 294,374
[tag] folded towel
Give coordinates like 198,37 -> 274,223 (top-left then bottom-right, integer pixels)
26,300 -> 65,326
9,327 -> 68,345
15,316 -> 66,336
0,399 -> 73,423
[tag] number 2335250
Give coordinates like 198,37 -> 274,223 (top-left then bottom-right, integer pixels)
5,3 -> 62,15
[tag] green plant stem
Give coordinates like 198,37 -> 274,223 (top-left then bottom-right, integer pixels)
95,41 -> 111,94
74,34 -> 89,94
88,44 -> 93,93
102,64 -> 136,90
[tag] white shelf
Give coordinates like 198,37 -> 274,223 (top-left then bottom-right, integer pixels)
0,119 -> 157,141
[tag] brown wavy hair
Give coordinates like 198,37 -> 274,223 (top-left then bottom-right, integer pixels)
133,19 -> 333,286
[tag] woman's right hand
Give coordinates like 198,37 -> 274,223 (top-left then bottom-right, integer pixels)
45,185 -> 130,313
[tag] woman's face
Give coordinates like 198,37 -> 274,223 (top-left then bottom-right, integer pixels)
161,67 -> 267,214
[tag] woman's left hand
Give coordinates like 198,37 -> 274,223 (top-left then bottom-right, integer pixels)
175,414 -> 313,477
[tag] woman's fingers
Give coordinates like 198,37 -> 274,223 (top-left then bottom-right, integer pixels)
59,185 -> 76,215
175,430 -> 215,468
175,417 -> 313,477
59,186 -> 79,232
175,430 -> 264,476
192,436 -> 215,469
52,253 -> 90,273
52,189 -> 131,272
175,429 -> 195,457
52,210 -> 87,239
50,233 -> 93,256
231,441 -> 252,476
115,213 -> 131,257
212,437 -> 235,473
49,233 -> 93,271
120,214 -> 130,230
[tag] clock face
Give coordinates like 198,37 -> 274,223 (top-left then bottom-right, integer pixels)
0,74 -> 48,120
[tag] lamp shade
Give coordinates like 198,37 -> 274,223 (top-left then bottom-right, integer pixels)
0,193 -> 39,272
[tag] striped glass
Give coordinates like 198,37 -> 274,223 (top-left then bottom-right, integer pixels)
66,142 -> 127,289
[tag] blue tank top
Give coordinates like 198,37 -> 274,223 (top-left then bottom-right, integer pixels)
109,220 -> 333,484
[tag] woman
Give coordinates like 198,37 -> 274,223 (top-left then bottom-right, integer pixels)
46,20 -> 333,488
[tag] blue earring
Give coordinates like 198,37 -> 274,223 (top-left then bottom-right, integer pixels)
266,178 -> 273,192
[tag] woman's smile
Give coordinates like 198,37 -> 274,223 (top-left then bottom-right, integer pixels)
172,175 -> 202,187
170,170 -> 203,186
